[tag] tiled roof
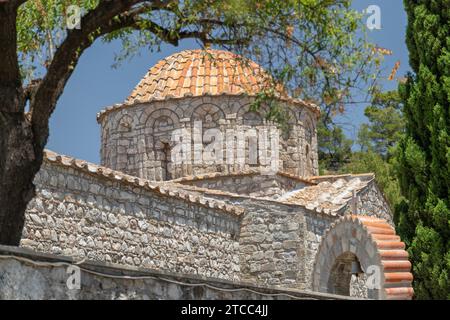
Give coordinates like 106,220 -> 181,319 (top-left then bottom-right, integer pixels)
167,172 -> 377,216
43,150 -> 244,216
282,176 -> 373,215
97,50 -> 320,121
125,49 -> 285,103
167,176 -> 369,217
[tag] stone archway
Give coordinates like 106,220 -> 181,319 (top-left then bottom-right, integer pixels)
312,215 -> 414,300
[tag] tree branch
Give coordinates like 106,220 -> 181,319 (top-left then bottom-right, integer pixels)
29,0 -> 245,148
29,0 -> 145,146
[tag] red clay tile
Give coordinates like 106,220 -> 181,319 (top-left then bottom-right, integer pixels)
352,215 -> 414,299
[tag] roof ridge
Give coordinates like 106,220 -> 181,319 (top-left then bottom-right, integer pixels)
284,176 -> 372,215
169,169 -> 317,186
42,149 -> 244,216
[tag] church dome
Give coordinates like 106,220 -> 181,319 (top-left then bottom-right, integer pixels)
99,49 -> 321,181
125,49 -> 286,104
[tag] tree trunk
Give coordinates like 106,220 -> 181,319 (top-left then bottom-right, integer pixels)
0,111 -> 42,245
0,2 -> 40,246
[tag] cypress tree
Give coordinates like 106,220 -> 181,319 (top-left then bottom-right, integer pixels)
395,0 -> 450,299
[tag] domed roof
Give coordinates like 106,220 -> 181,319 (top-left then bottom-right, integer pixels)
125,49 -> 287,104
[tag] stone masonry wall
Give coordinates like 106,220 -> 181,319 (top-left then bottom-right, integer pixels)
150,175 -> 393,293
174,187 -> 336,291
343,180 -> 393,225
302,211 -> 335,289
21,161 -> 241,281
357,181 -> 393,225
99,95 -> 319,181
238,199 -> 307,289
19,158 -> 393,295
236,199 -> 336,291
0,246 -> 350,300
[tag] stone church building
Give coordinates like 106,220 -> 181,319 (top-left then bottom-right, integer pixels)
18,49 -> 413,299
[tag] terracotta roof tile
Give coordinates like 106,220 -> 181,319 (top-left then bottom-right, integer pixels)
352,215 -> 414,299
319,215 -> 414,299
97,49 -> 321,121
125,49 -> 282,104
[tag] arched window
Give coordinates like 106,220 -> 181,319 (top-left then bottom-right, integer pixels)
191,104 -> 225,129
145,109 -> 180,136
328,252 -> 366,297
305,122 -> 313,146
305,145 -> 311,173
153,116 -> 175,133
117,115 -> 133,132
243,111 -> 263,126
161,142 -> 171,181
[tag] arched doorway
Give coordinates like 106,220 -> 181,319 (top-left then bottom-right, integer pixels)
312,215 -> 414,300
327,252 -> 369,298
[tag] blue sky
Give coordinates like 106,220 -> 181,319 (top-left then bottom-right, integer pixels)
47,0 -> 410,163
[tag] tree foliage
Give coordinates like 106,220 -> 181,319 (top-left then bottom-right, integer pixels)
0,0 -> 380,245
358,90 -> 405,158
342,90 -> 405,208
318,117 -> 353,173
16,0 -> 379,115
395,0 -> 450,299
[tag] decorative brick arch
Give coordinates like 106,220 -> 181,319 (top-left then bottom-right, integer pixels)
116,114 -> 134,132
145,109 -> 180,133
191,103 -> 225,129
312,215 -> 414,300
237,104 -> 268,121
282,105 -> 298,125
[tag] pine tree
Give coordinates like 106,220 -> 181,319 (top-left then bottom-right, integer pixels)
395,0 -> 450,299
358,91 -> 405,158
344,90 -> 405,209
318,119 -> 353,173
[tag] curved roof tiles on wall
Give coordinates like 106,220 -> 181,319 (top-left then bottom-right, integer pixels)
313,215 -> 414,300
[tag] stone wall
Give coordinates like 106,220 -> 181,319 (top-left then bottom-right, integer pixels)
357,181 -> 393,225
343,180 -> 393,225
0,246 -> 351,300
237,199 -> 306,289
19,156 -> 395,297
173,188 -> 337,291
302,211 -> 334,289
172,181 -> 394,294
99,95 -> 319,181
22,161 -> 241,281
